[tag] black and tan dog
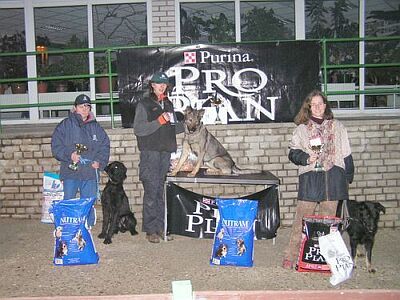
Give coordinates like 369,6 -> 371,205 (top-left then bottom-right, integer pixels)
170,107 -> 261,177
98,161 -> 138,244
342,200 -> 386,273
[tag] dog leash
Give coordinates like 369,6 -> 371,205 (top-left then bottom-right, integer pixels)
79,157 -> 101,202
340,200 -> 350,231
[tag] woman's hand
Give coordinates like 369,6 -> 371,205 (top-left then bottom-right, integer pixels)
308,152 -> 319,164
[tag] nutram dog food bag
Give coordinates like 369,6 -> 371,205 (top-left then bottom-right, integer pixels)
50,197 -> 99,266
210,199 -> 258,267
297,215 -> 342,272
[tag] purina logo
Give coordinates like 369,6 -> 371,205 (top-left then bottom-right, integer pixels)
183,50 -> 253,65
184,52 -> 196,64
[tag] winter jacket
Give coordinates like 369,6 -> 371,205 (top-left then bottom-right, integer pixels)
51,112 -> 110,181
133,92 -> 184,152
288,119 -> 354,202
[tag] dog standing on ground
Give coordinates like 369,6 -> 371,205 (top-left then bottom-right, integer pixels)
98,161 -> 138,244
170,107 -> 261,177
342,200 -> 386,273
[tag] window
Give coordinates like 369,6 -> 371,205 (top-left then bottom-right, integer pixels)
364,0 -> 400,108
93,3 -> 147,47
305,0 -> 359,39
305,0 -> 360,109
34,6 -> 89,93
0,8 -> 26,94
180,2 -> 235,44
240,1 -> 294,41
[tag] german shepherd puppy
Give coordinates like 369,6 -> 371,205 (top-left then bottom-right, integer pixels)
170,107 -> 261,177
98,161 -> 138,244
343,200 -> 386,273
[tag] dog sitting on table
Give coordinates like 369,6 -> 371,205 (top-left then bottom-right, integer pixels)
170,107 -> 261,177
340,200 -> 386,273
98,161 -> 138,244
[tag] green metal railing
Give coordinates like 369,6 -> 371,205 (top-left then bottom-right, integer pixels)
321,36 -> 400,100
0,36 -> 399,132
0,47 -> 118,129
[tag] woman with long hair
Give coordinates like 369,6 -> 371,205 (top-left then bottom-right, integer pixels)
283,90 -> 354,269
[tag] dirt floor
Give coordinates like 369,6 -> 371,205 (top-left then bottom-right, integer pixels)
0,218 -> 399,299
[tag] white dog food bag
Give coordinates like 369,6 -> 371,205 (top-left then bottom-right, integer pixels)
41,172 -> 64,224
210,199 -> 258,267
319,231 -> 354,286
50,197 -> 99,266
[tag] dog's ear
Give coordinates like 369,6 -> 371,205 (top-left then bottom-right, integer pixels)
375,203 -> 386,214
184,106 -> 193,114
197,109 -> 205,120
104,163 -> 111,173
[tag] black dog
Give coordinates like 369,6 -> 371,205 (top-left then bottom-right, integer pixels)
340,200 -> 385,273
98,161 -> 138,244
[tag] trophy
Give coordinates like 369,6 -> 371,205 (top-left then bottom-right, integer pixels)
68,143 -> 88,171
309,137 -> 324,172
210,93 -> 222,123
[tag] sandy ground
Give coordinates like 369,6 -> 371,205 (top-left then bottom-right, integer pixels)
0,218 -> 399,299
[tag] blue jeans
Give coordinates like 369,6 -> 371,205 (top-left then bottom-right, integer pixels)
63,179 -> 97,226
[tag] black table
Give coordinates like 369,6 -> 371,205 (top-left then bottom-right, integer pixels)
164,169 -> 280,242
166,169 -> 280,185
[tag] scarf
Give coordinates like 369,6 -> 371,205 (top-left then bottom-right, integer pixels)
307,119 -> 336,171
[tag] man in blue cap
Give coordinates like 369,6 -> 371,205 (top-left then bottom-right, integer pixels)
133,72 -> 184,243
51,94 -> 110,226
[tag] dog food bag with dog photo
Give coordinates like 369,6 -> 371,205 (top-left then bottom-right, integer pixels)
50,197 -> 99,266
296,215 -> 342,273
41,172 -> 64,224
210,199 -> 258,267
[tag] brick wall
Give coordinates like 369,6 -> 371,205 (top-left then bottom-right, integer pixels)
152,0 -> 176,44
0,118 -> 399,227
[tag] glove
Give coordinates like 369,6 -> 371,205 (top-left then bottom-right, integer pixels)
157,114 -> 168,125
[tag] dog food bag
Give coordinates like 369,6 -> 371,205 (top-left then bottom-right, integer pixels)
41,172 -> 64,224
319,231 -> 354,286
296,215 -> 342,273
50,197 -> 99,266
210,199 -> 258,267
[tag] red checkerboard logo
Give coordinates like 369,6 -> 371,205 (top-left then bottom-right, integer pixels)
184,52 -> 196,64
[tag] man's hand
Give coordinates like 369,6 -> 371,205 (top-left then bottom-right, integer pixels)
92,161 -> 100,169
71,151 -> 80,163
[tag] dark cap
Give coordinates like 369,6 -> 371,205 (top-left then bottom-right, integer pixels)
150,72 -> 169,84
74,94 -> 91,106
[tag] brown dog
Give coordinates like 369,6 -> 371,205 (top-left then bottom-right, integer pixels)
170,107 -> 260,177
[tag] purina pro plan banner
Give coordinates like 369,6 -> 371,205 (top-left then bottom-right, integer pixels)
117,41 -> 321,127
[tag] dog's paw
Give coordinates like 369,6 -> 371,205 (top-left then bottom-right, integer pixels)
103,238 -> 112,244
368,267 -> 376,273
98,233 -> 106,239
130,229 -> 138,236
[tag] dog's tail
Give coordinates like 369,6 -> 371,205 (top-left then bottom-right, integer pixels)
232,165 -> 262,174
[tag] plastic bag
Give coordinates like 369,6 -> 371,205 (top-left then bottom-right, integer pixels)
319,231 -> 354,285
